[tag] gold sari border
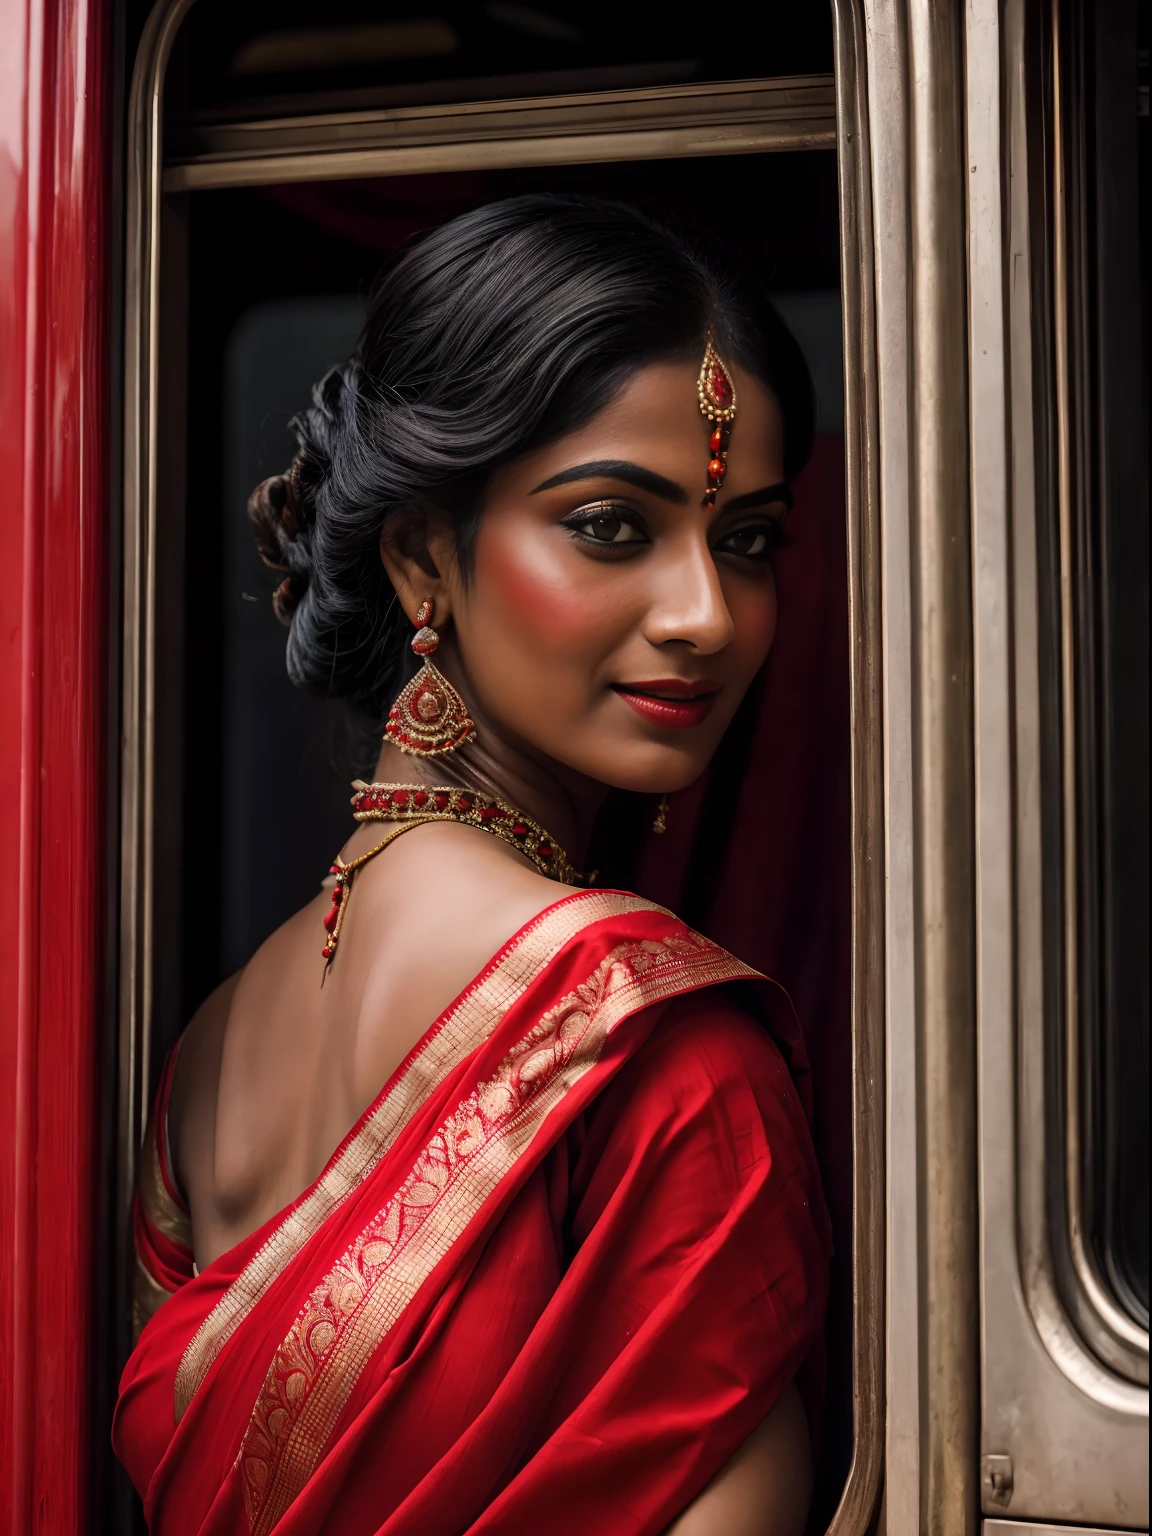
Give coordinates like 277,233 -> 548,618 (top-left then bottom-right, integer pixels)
133,1253 -> 177,1341
139,1105 -> 193,1253
175,890 -> 667,1422
239,929 -> 757,1534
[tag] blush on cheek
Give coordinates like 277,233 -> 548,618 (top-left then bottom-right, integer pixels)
475,533 -> 606,649
728,583 -> 779,671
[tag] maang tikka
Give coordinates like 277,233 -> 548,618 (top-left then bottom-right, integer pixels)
385,598 -> 477,757
697,332 -> 738,507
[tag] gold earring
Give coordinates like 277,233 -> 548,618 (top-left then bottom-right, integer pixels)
385,598 -> 477,757
652,795 -> 670,835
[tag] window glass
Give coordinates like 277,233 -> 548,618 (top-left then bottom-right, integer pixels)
1043,0 -> 1150,1340
1090,0 -> 1149,1324
165,1 -> 833,126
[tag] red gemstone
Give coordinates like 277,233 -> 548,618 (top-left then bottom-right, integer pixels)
538,845 -> 553,859
434,792 -> 449,810
710,426 -> 724,453
457,795 -> 472,812
709,365 -> 731,406
393,789 -> 409,807
324,906 -> 339,932
708,458 -> 727,481
322,945 -> 332,959
511,823 -> 528,838
332,885 -> 343,903
413,790 -> 428,807
410,626 -> 440,655
329,864 -> 341,876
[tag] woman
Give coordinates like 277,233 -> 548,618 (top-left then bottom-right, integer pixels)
115,196 -> 832,1536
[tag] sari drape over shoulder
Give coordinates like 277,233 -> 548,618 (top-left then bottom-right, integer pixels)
115,891 -> 831,1536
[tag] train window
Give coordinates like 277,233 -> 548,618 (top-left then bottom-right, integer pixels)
979,0 -> 1148,1524
1039,0 -> 1149,1376
176,152 -> 857,1523
112,3 -> 885,1532
1085,0 -> 1149,1338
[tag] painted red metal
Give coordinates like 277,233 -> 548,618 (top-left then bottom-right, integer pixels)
0,0 -> 109,1530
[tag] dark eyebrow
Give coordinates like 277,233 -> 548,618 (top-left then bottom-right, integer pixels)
529,459 -> 689,504
719,482 -> 794,516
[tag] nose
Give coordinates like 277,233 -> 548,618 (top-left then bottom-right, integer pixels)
641,534 -> 735,655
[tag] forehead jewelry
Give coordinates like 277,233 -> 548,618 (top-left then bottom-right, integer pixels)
697,332 -> 738,509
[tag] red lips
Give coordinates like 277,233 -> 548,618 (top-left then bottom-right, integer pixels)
612,679 -> 720,729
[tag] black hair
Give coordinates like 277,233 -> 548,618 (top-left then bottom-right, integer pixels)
248,194 -> 814,724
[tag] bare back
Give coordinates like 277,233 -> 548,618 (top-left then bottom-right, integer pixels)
168,821 -> 578,1271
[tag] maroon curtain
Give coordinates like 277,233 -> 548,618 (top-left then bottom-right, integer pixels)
627,434 -> 853,1515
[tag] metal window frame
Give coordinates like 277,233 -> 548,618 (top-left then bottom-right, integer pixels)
972,0 -> 1149,1526
119,3 -> 886,1532
162,75 -> 837,190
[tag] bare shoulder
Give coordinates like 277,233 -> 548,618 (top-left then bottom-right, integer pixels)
348,820 -> 583,1047
165,893 -> 323,1197
162,823 -> 584,1259
167,967 -> 242,1194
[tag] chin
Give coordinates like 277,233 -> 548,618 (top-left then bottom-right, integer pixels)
575,739 -> 719,796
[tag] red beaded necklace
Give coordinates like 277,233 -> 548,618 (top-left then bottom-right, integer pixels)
320,781 -> 582,965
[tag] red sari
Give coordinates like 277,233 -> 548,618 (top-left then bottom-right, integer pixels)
116,890 -> 831,1536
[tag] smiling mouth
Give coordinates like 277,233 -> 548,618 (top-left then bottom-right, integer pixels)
612,680 -> 721,729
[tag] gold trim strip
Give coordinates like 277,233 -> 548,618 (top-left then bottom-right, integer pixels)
165,123 -> 835,193
119,0 -> 198,1379
138,1118 -> 193,1251
174,890 -> 664,1420
133,1255 -> 176,1343
824,0 -> 885,1530
178,75 -> 834,157
164,76 -> 836,191
240,931 -> 756,1533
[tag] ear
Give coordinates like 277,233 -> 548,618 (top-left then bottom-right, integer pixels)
379,512 -> 460,626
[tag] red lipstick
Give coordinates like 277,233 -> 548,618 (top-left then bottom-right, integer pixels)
612,679 -> 720,729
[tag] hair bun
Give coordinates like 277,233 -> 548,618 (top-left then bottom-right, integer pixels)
247,466 -> 309,627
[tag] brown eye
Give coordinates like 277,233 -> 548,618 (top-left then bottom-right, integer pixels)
721,527 -> 769,557
716,520 -> 788,559
563,502 -> 649,547
583,514 -> 638,543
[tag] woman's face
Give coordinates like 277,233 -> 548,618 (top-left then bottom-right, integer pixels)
414,359 -> 789,794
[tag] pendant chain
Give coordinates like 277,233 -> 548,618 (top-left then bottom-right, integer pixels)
320,782 -> 583,968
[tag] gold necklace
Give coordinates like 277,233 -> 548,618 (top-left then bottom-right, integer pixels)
321,782 -> 582,966
351,780 -> 582,883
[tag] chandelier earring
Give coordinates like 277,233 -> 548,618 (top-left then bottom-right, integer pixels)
385,598 -> 477,757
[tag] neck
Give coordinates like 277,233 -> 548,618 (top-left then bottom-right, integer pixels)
370,733 -> 607,870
